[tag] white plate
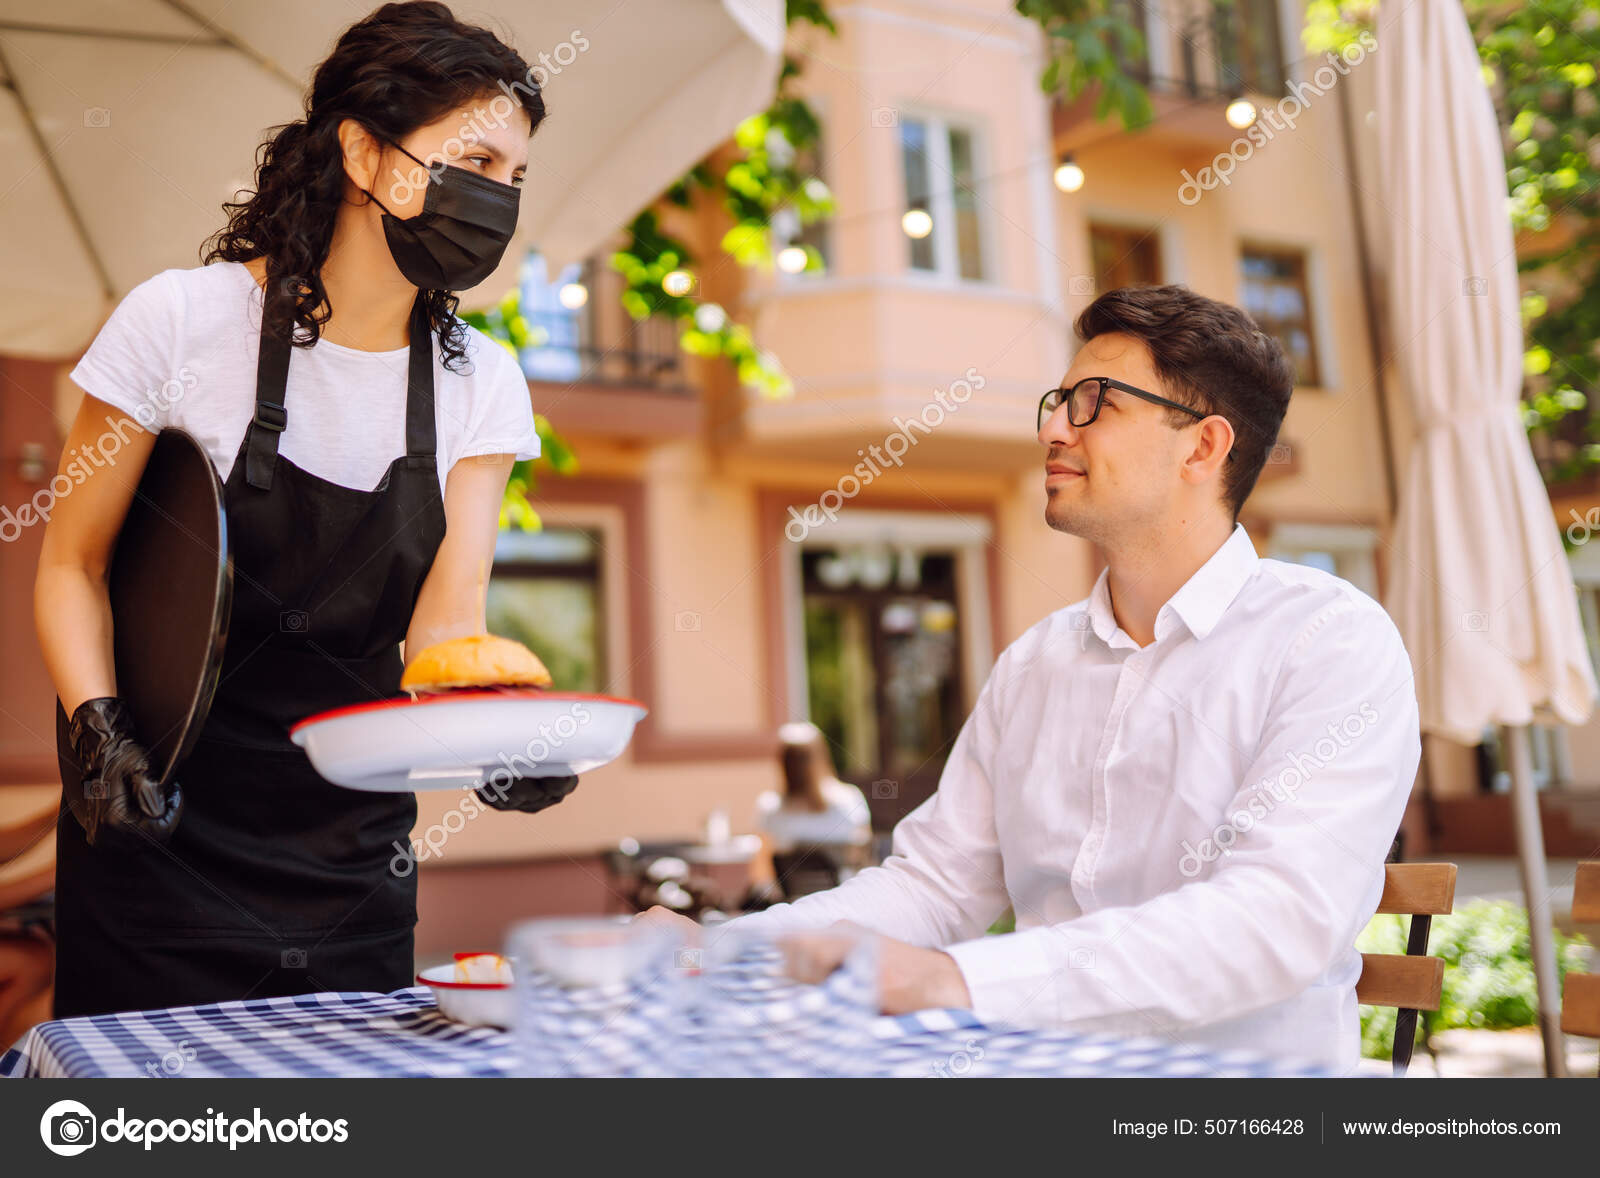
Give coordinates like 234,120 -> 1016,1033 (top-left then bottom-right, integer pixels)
288,690 -> 648,792
416,964 -> 516,1028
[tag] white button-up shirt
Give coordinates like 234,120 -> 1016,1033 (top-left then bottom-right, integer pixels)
735,523 -> 1421,1073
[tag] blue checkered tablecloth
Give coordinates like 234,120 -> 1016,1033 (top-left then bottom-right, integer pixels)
0,986 -> 1320,1078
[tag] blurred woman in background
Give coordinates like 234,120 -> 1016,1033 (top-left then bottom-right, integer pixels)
755,723 -> 871,892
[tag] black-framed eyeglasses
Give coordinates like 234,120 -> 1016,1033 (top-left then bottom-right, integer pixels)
1037,377 -> 1208,431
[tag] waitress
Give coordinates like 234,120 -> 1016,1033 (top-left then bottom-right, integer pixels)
34,2 -> 576,1019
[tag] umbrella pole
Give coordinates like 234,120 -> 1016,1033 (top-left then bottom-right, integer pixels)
1503,724 -> 1567,1077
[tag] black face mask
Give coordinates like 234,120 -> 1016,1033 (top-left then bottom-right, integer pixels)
365,141 -> 520,290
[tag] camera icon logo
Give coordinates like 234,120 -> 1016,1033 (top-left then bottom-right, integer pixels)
1463,611 -> 1488,632
85,779 -> 109,800
870,106 -> 899,128
870,779 -> 898,800
675,611 -> 701,632
1069,275 -> 1094,296
1069,948 -> 1096,969
675,948 -> 702,970
83,107 -> 111,128
281,947 -> 308,969
40,1099 -> 97,1156
1462,276 -> 1488,296
279,609 -> 309,633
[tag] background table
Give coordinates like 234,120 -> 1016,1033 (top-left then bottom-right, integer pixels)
1,987 -> 1320,1078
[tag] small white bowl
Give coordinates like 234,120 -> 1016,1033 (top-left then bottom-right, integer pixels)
417,964 -> 516,1028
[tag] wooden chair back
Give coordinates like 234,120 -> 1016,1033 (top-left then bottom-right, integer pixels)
1355,862 -> 1457,1075
1571,862 -> 1600,923
1561,862 -> 1600,1072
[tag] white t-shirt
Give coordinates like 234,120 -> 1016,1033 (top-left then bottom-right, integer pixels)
755,779 -> 873,850
69,261 -> 540,494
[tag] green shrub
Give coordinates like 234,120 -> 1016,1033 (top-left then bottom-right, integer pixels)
1356,900 -> 1593,1059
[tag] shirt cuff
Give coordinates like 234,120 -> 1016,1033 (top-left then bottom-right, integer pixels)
942,928 -> 1059,1028
456,430 -> 541,464
69,360 -> 166,432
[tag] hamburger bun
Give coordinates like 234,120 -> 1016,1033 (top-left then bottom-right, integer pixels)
401,633 -> 553,693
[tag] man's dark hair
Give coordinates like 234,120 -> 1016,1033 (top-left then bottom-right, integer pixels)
1073,284 -> 1294,518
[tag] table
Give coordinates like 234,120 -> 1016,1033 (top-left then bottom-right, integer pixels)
1,987 -> 1319,1078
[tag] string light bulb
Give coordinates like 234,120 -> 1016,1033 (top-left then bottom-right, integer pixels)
1053,155 -> 1085,193
557,282 -> 588,310
1225,97 -> 1259,130
901,206 -> 933,238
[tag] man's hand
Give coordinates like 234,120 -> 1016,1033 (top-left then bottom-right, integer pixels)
634,911 -> 973,1014
780,922 -> 972,1015
634,906 -> 701,939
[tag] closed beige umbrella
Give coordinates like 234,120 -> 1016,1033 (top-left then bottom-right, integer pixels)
1377,0 -> 1598,1076
0,0 -> 784,357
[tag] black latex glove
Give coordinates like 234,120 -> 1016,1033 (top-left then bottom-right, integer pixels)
475,773 -> 579,814
65,696 -> 183,847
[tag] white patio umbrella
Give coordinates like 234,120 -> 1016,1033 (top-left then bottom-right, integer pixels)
1377,0 -> 1598,1076
0,0 -> 784,357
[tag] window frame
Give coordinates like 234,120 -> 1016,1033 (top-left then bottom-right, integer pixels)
488,507 -> 628,696
1238,241 -> 1326,389
1265,521 -> 1380,599
897,107 -> 995,285
1086,218 -> 1167,292
776,93 -> 833,284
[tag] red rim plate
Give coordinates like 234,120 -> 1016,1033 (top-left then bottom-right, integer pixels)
416,967 -> 511,992
290,689 -> 648,738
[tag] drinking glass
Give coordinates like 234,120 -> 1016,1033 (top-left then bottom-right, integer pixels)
508,917 -> 692,1077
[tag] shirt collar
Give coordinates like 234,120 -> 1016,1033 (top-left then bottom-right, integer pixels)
1084,567 -> 1123,650
1081,523 -> 1259,650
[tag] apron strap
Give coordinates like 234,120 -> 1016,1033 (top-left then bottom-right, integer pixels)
244,290 -> 437,492
245,293 -> 293,492
405,294 -> 437,460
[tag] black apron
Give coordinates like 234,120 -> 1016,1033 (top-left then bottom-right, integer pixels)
53,290 -> 447,1019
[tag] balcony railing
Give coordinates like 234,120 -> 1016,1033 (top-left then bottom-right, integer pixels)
519,255 -> 690,393
1114,0 -> 1289,100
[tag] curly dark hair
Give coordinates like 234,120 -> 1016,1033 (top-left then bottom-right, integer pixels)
204,2 -> 544,372
1074,285 -> 1294,518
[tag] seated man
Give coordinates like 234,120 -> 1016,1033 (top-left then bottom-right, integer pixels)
656,284 -> 1420,1074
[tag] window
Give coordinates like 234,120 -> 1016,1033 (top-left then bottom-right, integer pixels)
1558,541 -> 1600,790
1481,725 -> 1563,793
1088,222 -> 1164,292
1162,0 -> 1287,97
1112,0 -> 1152,83
519,251 -> 586,384
487,526 -> 606,692
1579,582 -> 1600,682
900,114 -> 986,281
1571,539 -> 1600,680
1239,245 -> 1321,386
777,114 -> 832,276
1215,0 -> 1289,96
1267,523 -> 1378,599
